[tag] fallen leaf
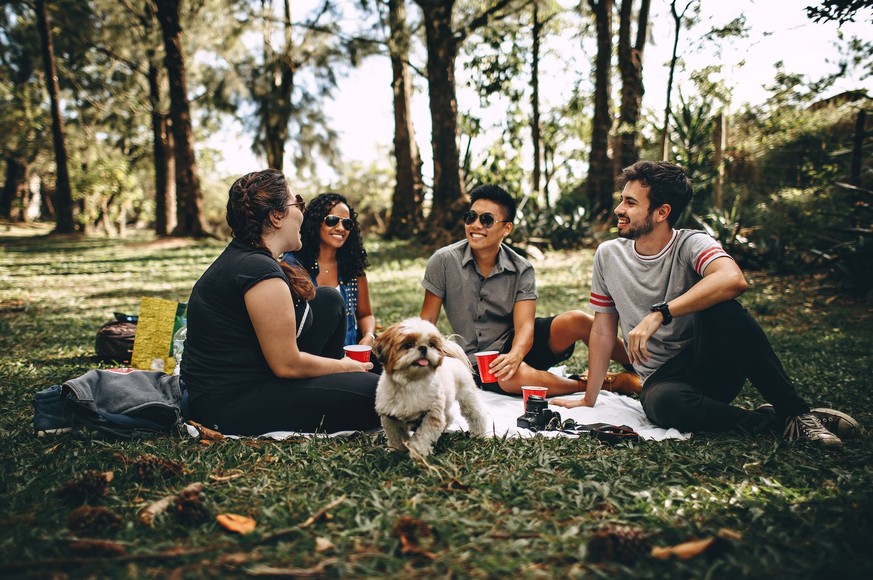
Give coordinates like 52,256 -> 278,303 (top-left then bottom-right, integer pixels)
315,536 -> 335,553
216,513 -> 257,535
187,420 -> 225,440
651,537 -> 716,560
393,516 -> 436,559
717,528 -> 743,541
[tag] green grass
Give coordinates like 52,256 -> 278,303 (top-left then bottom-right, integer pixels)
2,222 -> 872,578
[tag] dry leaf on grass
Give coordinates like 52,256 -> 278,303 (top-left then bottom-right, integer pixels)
216,513 -> 257,535
315,537 -> 335,553
651,529 -> 741,560
186,420 -> 225,440
393,516 -> 437,559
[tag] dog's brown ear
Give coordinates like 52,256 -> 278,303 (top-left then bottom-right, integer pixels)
372,339 -> 386,365
372,327 -> 393,368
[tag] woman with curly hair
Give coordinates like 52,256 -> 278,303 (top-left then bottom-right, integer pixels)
182,170 -> 379,435
284,192 -> 377,348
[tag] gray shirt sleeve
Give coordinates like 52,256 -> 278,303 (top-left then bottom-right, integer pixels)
421,250 -> 447,299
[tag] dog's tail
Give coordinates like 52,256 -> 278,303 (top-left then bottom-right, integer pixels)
443,335 -> 473,371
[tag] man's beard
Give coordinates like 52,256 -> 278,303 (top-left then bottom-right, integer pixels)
617,212 -> 655,240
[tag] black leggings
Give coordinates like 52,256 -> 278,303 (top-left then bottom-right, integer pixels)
191,287 -> 379,435
639,300 -> 810,435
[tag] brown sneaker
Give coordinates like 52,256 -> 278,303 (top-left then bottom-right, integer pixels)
576,372 -> 641,396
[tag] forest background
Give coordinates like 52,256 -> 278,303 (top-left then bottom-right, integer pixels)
1,0 -> 872,297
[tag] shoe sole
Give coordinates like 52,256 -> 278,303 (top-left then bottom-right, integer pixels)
810,408 -> 862,439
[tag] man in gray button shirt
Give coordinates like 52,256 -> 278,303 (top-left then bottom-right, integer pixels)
420,184 -> 639,397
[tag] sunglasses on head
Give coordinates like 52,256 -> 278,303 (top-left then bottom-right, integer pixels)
462,210 -> 510,229
324,214 -> 354,230
285,194 -> 306,213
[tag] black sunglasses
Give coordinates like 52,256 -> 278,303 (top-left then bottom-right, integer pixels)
285,194 -> 306,213
324,214 -> 354,230
462,210 -> 510,229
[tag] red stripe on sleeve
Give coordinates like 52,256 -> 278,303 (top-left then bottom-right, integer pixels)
694,246 -> 728,273
589,292 -> 614,308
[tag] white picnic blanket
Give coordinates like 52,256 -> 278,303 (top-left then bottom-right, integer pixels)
188,388 -> 689,442
450,389 -> 689,441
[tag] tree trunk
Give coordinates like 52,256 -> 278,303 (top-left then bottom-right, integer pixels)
386,0 -> 424,239
148,56 -> 176,236
1,157 -> 26,219
154,0 -> 208,237
851,109 -> 865,188
712,111 -> 725,209
261,0 -> 295,171
587,0 -> 614,223
530,1 -> 544,207
659,0 -> 692,161
35,0 -> 74,234
617,0 -> 650,171
416,0 -> 466,242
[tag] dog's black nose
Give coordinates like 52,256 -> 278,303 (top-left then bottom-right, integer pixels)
418,345 -> 428,356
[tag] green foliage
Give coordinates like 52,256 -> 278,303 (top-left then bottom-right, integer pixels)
806,0 -> 873,25
323,156 -> 396,234
1,228 -> 873,576
510,190 -> 596,253
69,151 -> 146,234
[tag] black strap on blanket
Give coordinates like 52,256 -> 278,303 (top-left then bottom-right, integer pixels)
555,419 -> 641,444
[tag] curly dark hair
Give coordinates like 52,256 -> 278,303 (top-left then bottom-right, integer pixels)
226,169 -> 315,301
296,192 -> 370,281
616,161 -> 693,227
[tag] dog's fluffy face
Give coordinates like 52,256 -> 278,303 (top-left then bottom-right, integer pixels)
374,318 -> 447,376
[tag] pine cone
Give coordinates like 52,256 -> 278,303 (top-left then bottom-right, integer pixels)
175,487 -> 210,524
586,524 -> 651,564
58,471 -> 114,504
132,453 -> 184,481
68,506 -> 123,536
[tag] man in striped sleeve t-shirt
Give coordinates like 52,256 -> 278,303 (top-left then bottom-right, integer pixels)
554,161 -> 859,446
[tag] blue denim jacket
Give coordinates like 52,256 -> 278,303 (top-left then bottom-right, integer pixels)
33,369 -> 187,438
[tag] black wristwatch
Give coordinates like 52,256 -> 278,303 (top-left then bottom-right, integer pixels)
650,302 -> 673,325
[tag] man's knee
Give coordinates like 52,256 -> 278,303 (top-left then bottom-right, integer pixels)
641,382 -> 697,431
552,310 -> 594,342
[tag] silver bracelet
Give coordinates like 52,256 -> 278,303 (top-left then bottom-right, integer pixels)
364,332 -> 376,339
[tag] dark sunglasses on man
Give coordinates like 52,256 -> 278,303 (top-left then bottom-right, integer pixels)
462,210 -> 511,229
323,215 -> 354,230
285,194 -> 306,213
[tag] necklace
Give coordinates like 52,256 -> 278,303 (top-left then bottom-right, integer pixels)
313,258 -> 329,274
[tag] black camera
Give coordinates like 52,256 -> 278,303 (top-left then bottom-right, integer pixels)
517,395 -> 561,431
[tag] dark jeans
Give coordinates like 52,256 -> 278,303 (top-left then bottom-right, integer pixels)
479,316 -> 574,393
639,300 -> 810,435
191,287 -> 379,435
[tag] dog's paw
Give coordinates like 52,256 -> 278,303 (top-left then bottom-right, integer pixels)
406,440 -> 433,459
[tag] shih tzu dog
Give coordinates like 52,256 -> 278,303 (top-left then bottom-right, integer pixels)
373,317 -> 488,458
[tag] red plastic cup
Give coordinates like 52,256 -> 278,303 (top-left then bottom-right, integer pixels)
344,344 -> 372,363
521,386 -> 548,409
474,351 -> 499,383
